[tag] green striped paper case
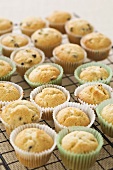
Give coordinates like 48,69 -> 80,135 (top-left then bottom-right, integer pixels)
57,126 -> 103,170
96,99 -> 113,137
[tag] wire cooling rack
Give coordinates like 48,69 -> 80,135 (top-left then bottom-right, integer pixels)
0,13 -> 113,170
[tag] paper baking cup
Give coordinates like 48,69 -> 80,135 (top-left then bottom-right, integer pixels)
0,55 -> 16,81
0,81 -> 23,109
0,33 -> 31,57
80,36 -> 112,61
10,123 -> 56,168
30,84 -> 70,120
0,101 -> 42,136
53,47 -> 87,74
74,82 -> 113,109
10,47 -> 45,77
96,99 -> 113,137
53,102 -> 95,133
24,63 -> 63,88
57,126 -> 103,170
74,62 -> 112,85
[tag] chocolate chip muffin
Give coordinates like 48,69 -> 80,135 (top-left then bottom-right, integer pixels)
0,60 -> 12,78
0,18 -> 13,35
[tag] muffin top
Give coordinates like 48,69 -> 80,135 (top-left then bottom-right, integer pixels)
15,128 -> 54,153
13,48 -> 42,67
0,60 -> 12,77
1,34 -> 29,48
101,104 -> 113,125
66,19 -> 93,36
82,32 -> 112,50
28,64 -> 60,83
61,131 -> 98,153
46,11 -> 72,24
20,17 -> 46,31
1,100 -> 40,127
80,66 -> 109,82
78,84 -> 110,105
56,107 -> 90,127
35,87 -> 67,108
54,43 -> 85,62
31,28 -> 62,46
0,83 -> 20,101
0,18 -> 13,31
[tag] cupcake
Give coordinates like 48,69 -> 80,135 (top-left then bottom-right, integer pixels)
96,99 -> 113,137
65,18 -> 94,44
46,10 -> 72,34
57,126 -> 103,170
30,84 -> 70,120
0,100 -> 42,135
10,47 -> 45,76
74,82 -> 113,109
0,55 -> 16,81
74,62 -> 112,85
53,102 -> 95,132
80,32 -> 112,61
10,123 -> 56,168
53,43 -> 86,74
31,28 -> 62,57
24,63 -> 63,88
0,18 -> 13,36
0,81 -> 23,109
0,33 -> 31,57
20,16 -> 47,37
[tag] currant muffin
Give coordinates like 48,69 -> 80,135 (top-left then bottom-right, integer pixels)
0,18 -> 13,35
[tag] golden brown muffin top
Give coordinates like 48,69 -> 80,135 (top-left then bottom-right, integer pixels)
82,32 -> 112,50
35,87 -> 67,108
31,28 -> 62,46
20,17 -> 46,30
66,19 -> 93,36
61,131 -> 98,153
0,18 -> 13,31
80,66 -> 109,82
14,48 -> 42,67
46,11 -> 72,24
56,107 -> 90,127
1,100 -> 40,127
0,83 -> 20,101
29,64 -> 60,83
101,104 -> 113,125
78,84 -> 110,105
1,34 -> 29,48
54,43 -> 85,62
0,60 -> 12,77
15,128 -> 54,153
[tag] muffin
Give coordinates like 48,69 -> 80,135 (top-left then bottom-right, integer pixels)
0,18 -> 13,36
31,28 -> 62,57
0,81 -> 23,109
53,102 -> 95,132
53,43 -> 86,74
24,63 -> 63,88
96,99 -> 113,137
65,18 -> 94,44
0,55 -> 16,81
80,32 -> 112,61
74,82 -> 113,109
20,16 -> 46,37
30,84 -> 70,120
0,100 -> 41,135
0,33 -> 30,57
74,62 -> 112,85
57,126 -> 103,170
10,47 -> 45,76
46,11 -> 72,33
10,123 -> 56,168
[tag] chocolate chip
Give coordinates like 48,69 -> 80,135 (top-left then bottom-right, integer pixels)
50,78 -> 55,81
73,54 -> 78,58
38,32 -> 42,35
21,62 -> 24,65
34,40 -> 37,43
23,122 -> 26,124
29,60 -> 32,63
32,54 -> 36,58
28,146 -> 32,152
19,117 -> 22,121
100,78 -> 103,80
20,22 -> 22,26
10,21 -> 13,25
70,27 -> 73,32
14,43 -> 19,47
67,17 -> 71,20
